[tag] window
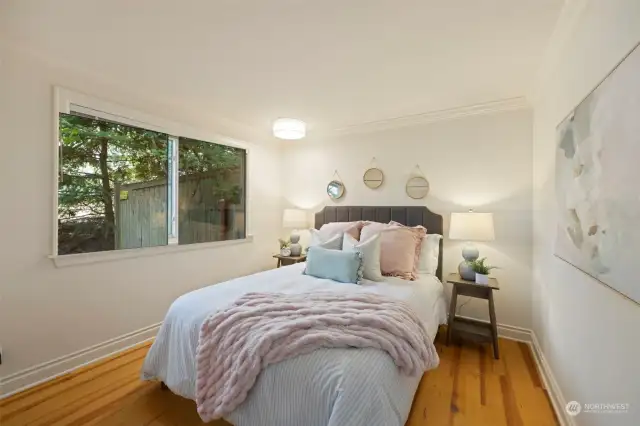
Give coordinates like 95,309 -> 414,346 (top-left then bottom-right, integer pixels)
177,137 -> 246,245
57,111 -> 246,256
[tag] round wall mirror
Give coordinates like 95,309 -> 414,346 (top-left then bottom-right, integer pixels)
406,176 -> 430,199
363,168 -> 384,189
327,180 -> 345,200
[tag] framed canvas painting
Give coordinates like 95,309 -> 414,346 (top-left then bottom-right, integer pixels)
555,41 -> 640,305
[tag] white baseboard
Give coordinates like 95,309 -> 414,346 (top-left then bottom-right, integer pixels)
454,315 -> 569,425
529,332 -> 575,426
497,323 -> 533,342
0,322 -> 161,399
455,314 -> 533,342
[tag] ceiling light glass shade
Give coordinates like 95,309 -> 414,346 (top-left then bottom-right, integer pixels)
273,118 -> 306,140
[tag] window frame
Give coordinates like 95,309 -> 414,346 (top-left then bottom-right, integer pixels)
52,87 -> 252,267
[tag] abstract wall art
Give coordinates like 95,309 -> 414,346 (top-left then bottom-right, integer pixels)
555,42 -> 640,305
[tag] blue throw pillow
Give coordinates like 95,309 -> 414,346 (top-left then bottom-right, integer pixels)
303,246 -> 363,284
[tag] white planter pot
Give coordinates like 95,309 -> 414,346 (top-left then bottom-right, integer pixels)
280,247 -> 291,256
475,273 -> 489,285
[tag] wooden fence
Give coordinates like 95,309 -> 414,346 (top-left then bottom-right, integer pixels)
114,170 -> 244,250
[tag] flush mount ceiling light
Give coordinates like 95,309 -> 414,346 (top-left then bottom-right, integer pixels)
273,118 -> 306,140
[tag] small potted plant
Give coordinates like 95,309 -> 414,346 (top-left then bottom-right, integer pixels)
278,238 -> 291,256
470,257 -> 497,285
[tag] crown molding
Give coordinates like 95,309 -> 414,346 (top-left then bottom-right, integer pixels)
330,97 -> 529,137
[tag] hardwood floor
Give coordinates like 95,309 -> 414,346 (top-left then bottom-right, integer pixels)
0,335 -> 558,426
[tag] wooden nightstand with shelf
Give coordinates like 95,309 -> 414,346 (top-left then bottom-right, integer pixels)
446,273 -> 500,359
273,254 -> 306,268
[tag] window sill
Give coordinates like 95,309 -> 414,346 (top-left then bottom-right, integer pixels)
49,235 -> 254,268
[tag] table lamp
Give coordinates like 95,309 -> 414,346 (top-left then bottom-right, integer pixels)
282,209 -> 308,256
449,211 -> 495,280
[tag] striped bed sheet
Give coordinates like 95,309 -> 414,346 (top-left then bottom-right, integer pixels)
141,262 -> 447,426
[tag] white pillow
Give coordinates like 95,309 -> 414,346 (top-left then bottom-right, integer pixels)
418,234 -> 442,275
309,229 -> 343,250
343,233 -> 383,281
318,221 -> 362,240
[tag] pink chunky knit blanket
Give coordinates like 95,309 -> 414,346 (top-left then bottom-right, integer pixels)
195,291 -> 439,421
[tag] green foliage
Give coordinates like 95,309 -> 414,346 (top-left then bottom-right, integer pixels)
179,138 -> 244,205
58,113 -> 169,220
470,257 -> 498,275
278,238 -> 291,249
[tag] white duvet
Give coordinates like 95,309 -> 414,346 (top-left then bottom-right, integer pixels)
141,263 -> 447,426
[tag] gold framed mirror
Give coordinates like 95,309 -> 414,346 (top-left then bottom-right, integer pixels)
327,180 -> 345,200
363,168 -> 384,189
406,176 -> 430,199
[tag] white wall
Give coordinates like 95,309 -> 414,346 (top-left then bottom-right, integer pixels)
0,46 -> 282,389
282,109 -> 534,329
532,1 -> 640,424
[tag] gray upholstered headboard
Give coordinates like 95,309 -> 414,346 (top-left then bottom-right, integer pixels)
314,206 -> 444,281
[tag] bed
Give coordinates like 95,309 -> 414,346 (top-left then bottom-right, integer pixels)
141,206 -> 447,426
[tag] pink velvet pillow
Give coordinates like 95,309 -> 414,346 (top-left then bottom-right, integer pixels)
360,222 -> 425,280
389,221 -> 427,278
318,221 -> 364,240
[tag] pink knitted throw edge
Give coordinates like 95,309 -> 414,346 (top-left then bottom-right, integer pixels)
195,292 -> 440,422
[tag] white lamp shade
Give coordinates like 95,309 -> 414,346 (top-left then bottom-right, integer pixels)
282,209 -> 308,229
449,212 -> 495,241
273,118 -> 306,140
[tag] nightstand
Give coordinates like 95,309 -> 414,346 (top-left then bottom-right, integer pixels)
273,254 -> 306,268
446,273 -> 500,359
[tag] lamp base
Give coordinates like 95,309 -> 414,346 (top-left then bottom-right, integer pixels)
289,233 -> 302,256
459,243 -> 479,280
458,261 -> 476,281
462,243 -> 479,261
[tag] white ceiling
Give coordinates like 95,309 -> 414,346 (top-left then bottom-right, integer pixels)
0,0 -> 562,138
